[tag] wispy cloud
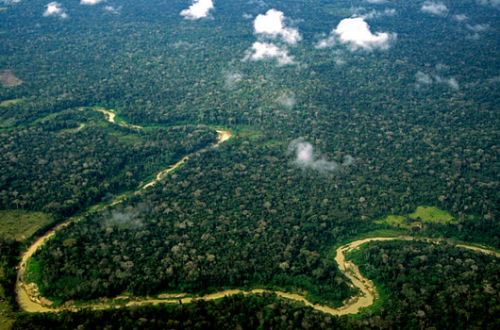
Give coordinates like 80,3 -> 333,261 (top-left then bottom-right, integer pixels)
415,70 -> 459,91
464,23 -> 490,40
104,5 -> 121,14
416,71 -> 433,85
466,23 -> 489,32
276,92 -> 296,109
453,14 -> 468,22
180,0 -> 214,20
43,2 -> 67,19
317,17 -> 395,51
488,76 -> 500,83
243,42 -> 295,66
421,1 -> 448,16
359,8 -> 396,19
366,0 -> 388,3
477,0 -> 500,8
102,203 -> 151,230
223,69 -> 243,89
435,75 -> 459,90
80,0 -> 104,5
254,9 -> 301,44
287,138 -> 353,174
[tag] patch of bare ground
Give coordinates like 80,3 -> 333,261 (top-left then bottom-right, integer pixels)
0,70 -> 22,87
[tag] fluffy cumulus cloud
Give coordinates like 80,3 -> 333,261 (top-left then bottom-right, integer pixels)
254,9 -> 301,44
318,17 -> 395,51
43,2 -> 67,18
287,138 -> 353,174
421,1 -> 448,16
80,0 -> 104,5
243,42 -> 295,66
243,9 -> 301,66
180,0 -> 214,20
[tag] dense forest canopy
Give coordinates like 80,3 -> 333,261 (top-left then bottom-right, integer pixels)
1,0 -> 500,328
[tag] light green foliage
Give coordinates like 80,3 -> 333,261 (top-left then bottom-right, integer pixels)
374,215 -> 408,228
409,206 -> 456,224
0,99 -> 22,107
0,210 -> 53,240
376,206 -> 456,229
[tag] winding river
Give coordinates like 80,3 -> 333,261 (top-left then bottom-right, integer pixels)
15,128 -> 232,312
14,110 -> 500,314
16,233 -> 500,314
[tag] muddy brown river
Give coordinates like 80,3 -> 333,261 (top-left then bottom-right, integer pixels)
17,231 -> 499,314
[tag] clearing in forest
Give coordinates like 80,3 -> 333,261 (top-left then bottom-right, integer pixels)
0,210 -> 53,240
0,98 -> 23,107
409,206 -> 456,224
375,206 -> 456,229
0,70 -> 23,87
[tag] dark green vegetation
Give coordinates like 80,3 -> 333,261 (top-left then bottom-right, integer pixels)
1,0 -> 500,328
0,109 -> 216,217
0,238 -> 20,330
350,240 -> 500,329
13,241 -> 500,330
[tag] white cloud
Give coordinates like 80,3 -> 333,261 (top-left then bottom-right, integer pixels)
254,9 -> 301,45
415,70 -> 459,91
435,63 -> 448,71
276,92 -> 296,109
366,0 -> 388,3
287,138 -> 353,174
335,58 -> 346,66
465,23 -> 489,40
416,71 -> 433,85
435,75 -> 459,90
180,0 -> 214,20
80,0 -> 104,5
223,70 -> 243,89
477,0 -> 500,7
421,1 -> 448,16
322,17 -> 395,51
104,6 -> 120,14
466,23 -> 489,32
453,14 -> 468,22
316,34 -> 336,49
243,42 -> 296,66
360,8 -> 396,19
43,2 -> 67,18
488,76 -> 500,83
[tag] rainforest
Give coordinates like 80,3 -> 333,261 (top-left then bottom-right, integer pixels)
1,0 -> 499,329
